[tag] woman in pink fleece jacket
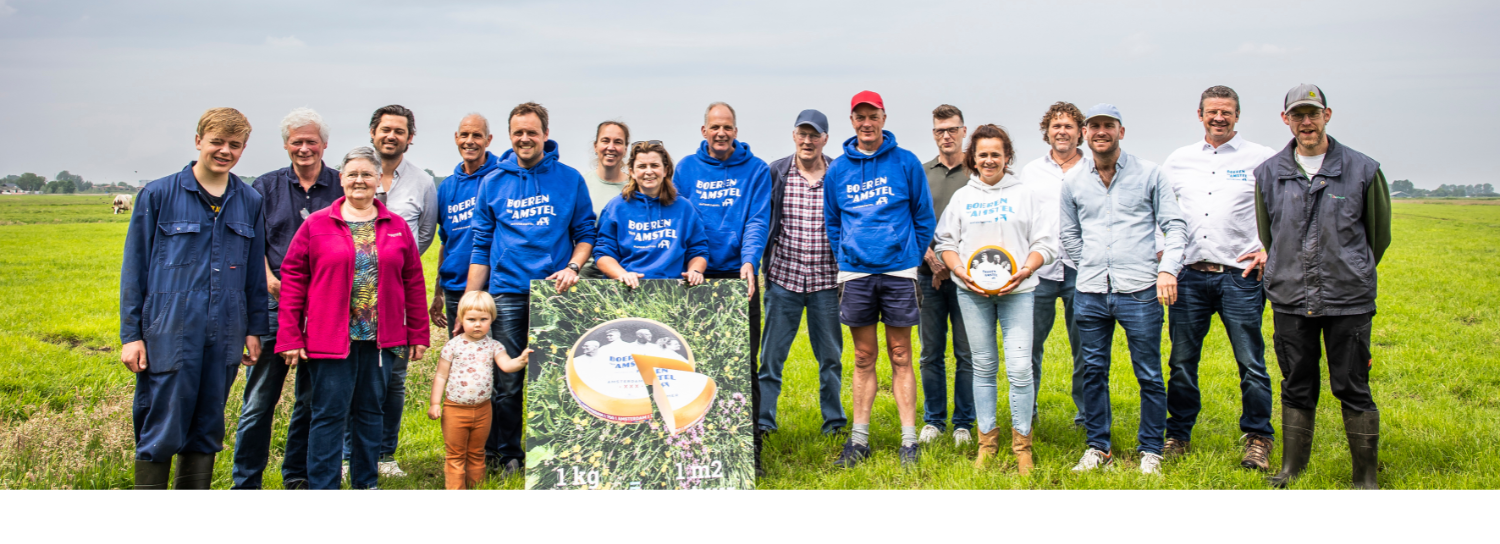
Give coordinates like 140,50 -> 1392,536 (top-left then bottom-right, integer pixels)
277,146 -> 430,489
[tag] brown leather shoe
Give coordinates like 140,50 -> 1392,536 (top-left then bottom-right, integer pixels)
1163,437 -> 1191,458
1242,434 -> 1274,471
1012,429 -> 1034,475
974,427 -> 1002,468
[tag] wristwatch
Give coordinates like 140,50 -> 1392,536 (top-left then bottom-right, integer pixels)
568,262 -> 581,273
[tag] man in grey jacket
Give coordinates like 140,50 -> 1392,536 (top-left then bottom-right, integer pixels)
1256,84 -> 1391,490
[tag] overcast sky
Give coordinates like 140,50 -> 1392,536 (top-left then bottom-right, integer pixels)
1,0 -> 1495,187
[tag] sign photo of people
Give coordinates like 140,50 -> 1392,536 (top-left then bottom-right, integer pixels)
523,279 -> 755,490
966,245 -> 1017,295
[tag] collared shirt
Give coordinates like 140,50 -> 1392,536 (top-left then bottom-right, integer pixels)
1019,151 -> 1085,281
252,163 -> 343,279
375,157 -> 439,255
767,160 -> 838,293
1162,133 -> 1277,268
921,156 -> 968,275
1060,152 -> 1187,294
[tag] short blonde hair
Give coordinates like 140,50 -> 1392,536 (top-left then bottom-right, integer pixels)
197,107 -> 253,139
457,291 -> 496,321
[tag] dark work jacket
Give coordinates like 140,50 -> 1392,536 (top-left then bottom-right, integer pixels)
120,163 -> 269,371
762,153 -> 834,272
1255,136 -> 1391,317
252,163 -> 343,279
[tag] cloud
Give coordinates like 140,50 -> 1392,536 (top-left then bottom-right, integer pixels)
265,35 -> 305,48
1118,33 -> 1158,58
0,0 -> 16,16
1234,42 -> 1301,55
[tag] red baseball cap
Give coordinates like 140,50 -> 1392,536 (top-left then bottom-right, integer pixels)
851,90 -> 884,112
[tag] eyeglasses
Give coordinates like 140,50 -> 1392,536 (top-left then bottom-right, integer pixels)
344,172 -> 378,181
632,140 -> 663,149
1287,110 -> 1325,122
933,127 -> 965,137
794,132 -> 824,142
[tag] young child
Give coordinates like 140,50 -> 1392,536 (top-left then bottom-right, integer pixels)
428,291 -> 530,490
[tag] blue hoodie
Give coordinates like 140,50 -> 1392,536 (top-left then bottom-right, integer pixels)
470,141 -> 598,294
823,130 -> 935,274
594,192 -> 709,279
436,151 -> 499,292
672,140 -> 772,274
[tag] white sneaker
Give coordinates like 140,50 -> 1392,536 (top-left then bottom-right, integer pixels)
918,425 -> 942,444
1140,452 -> 1164,475
1071,448 -> 1113,472
378,460 -> 408,477
953,428 -> 972,446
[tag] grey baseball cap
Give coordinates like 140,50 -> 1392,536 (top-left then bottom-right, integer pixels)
794,109 -> 828,134
1284,84 -> 1327,112
1084,103 -> 1122,124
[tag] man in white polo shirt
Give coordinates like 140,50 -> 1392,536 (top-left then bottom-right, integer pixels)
1160,86 -> 1278,470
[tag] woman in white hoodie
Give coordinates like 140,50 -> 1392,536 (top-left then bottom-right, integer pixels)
933,124 -> 1057,473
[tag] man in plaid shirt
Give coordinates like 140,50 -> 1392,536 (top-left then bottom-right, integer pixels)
757,109 -> 846,435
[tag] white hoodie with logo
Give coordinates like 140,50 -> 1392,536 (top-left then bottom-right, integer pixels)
932,173 -> 1057,295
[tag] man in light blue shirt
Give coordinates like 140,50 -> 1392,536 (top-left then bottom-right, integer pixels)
1060,103 -> 1187,475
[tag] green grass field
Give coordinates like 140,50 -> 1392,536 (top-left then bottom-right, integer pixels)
1,194 -> 1496,489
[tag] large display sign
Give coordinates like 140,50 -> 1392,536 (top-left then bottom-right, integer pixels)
524,279 -> 755,490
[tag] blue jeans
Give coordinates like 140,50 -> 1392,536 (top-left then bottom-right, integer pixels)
1033,266 -> 1084,423
757,281 -> 846,434
486,293 -> 530,462
342,349 -> 406,461
1166,268 -> 1274,440
956,290 -> 1036,436
918,273 -> 974,432
230,298 -> 313,489
1075,287 -> 1167,456
307,340 -> 389,489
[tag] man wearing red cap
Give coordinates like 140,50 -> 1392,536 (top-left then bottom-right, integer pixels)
823,90 -> 937,468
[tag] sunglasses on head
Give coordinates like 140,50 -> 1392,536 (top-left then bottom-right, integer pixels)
631,140 -> 663,149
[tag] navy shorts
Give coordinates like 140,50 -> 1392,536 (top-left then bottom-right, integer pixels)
838,274 -> 921,328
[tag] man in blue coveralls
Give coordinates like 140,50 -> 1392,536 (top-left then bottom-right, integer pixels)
120,107 -> 269,489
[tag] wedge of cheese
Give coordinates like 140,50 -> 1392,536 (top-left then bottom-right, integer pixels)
567,339 -> 716,433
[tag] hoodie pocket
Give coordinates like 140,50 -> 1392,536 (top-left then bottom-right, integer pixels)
498,247 -> 550,292
844,225 -> 902,269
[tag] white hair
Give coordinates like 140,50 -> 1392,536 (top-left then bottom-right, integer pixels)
280,107 -> 330,144
341,146 -> 382,172
460,112 -> 490,135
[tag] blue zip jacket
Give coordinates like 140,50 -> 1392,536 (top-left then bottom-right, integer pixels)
470,140 -> 598,294
823,131 -> 936,274
120,163 -> 269,369
594,192 -> 709,279
673,140 -> 772,274
437,152 -> 499,292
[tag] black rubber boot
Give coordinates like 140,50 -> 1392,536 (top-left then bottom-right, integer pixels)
173,452 -> 216,490
134,458 -> 172,490
1343,407 -> 1380,490
1267,407 -> 1315,488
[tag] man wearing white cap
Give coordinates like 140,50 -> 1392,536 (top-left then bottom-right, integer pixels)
1060,103 -> 1187,475
1257,84 -> 1390,490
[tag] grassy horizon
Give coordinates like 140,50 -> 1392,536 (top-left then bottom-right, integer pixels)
1,194 -> 1496,490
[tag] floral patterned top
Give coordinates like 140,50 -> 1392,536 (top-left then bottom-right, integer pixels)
348,219 -> 378,341
439,335 -> 502,405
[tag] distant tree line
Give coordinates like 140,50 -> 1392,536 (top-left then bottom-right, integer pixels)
1389,179 -> 1497,198
2,171 -> 139,194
